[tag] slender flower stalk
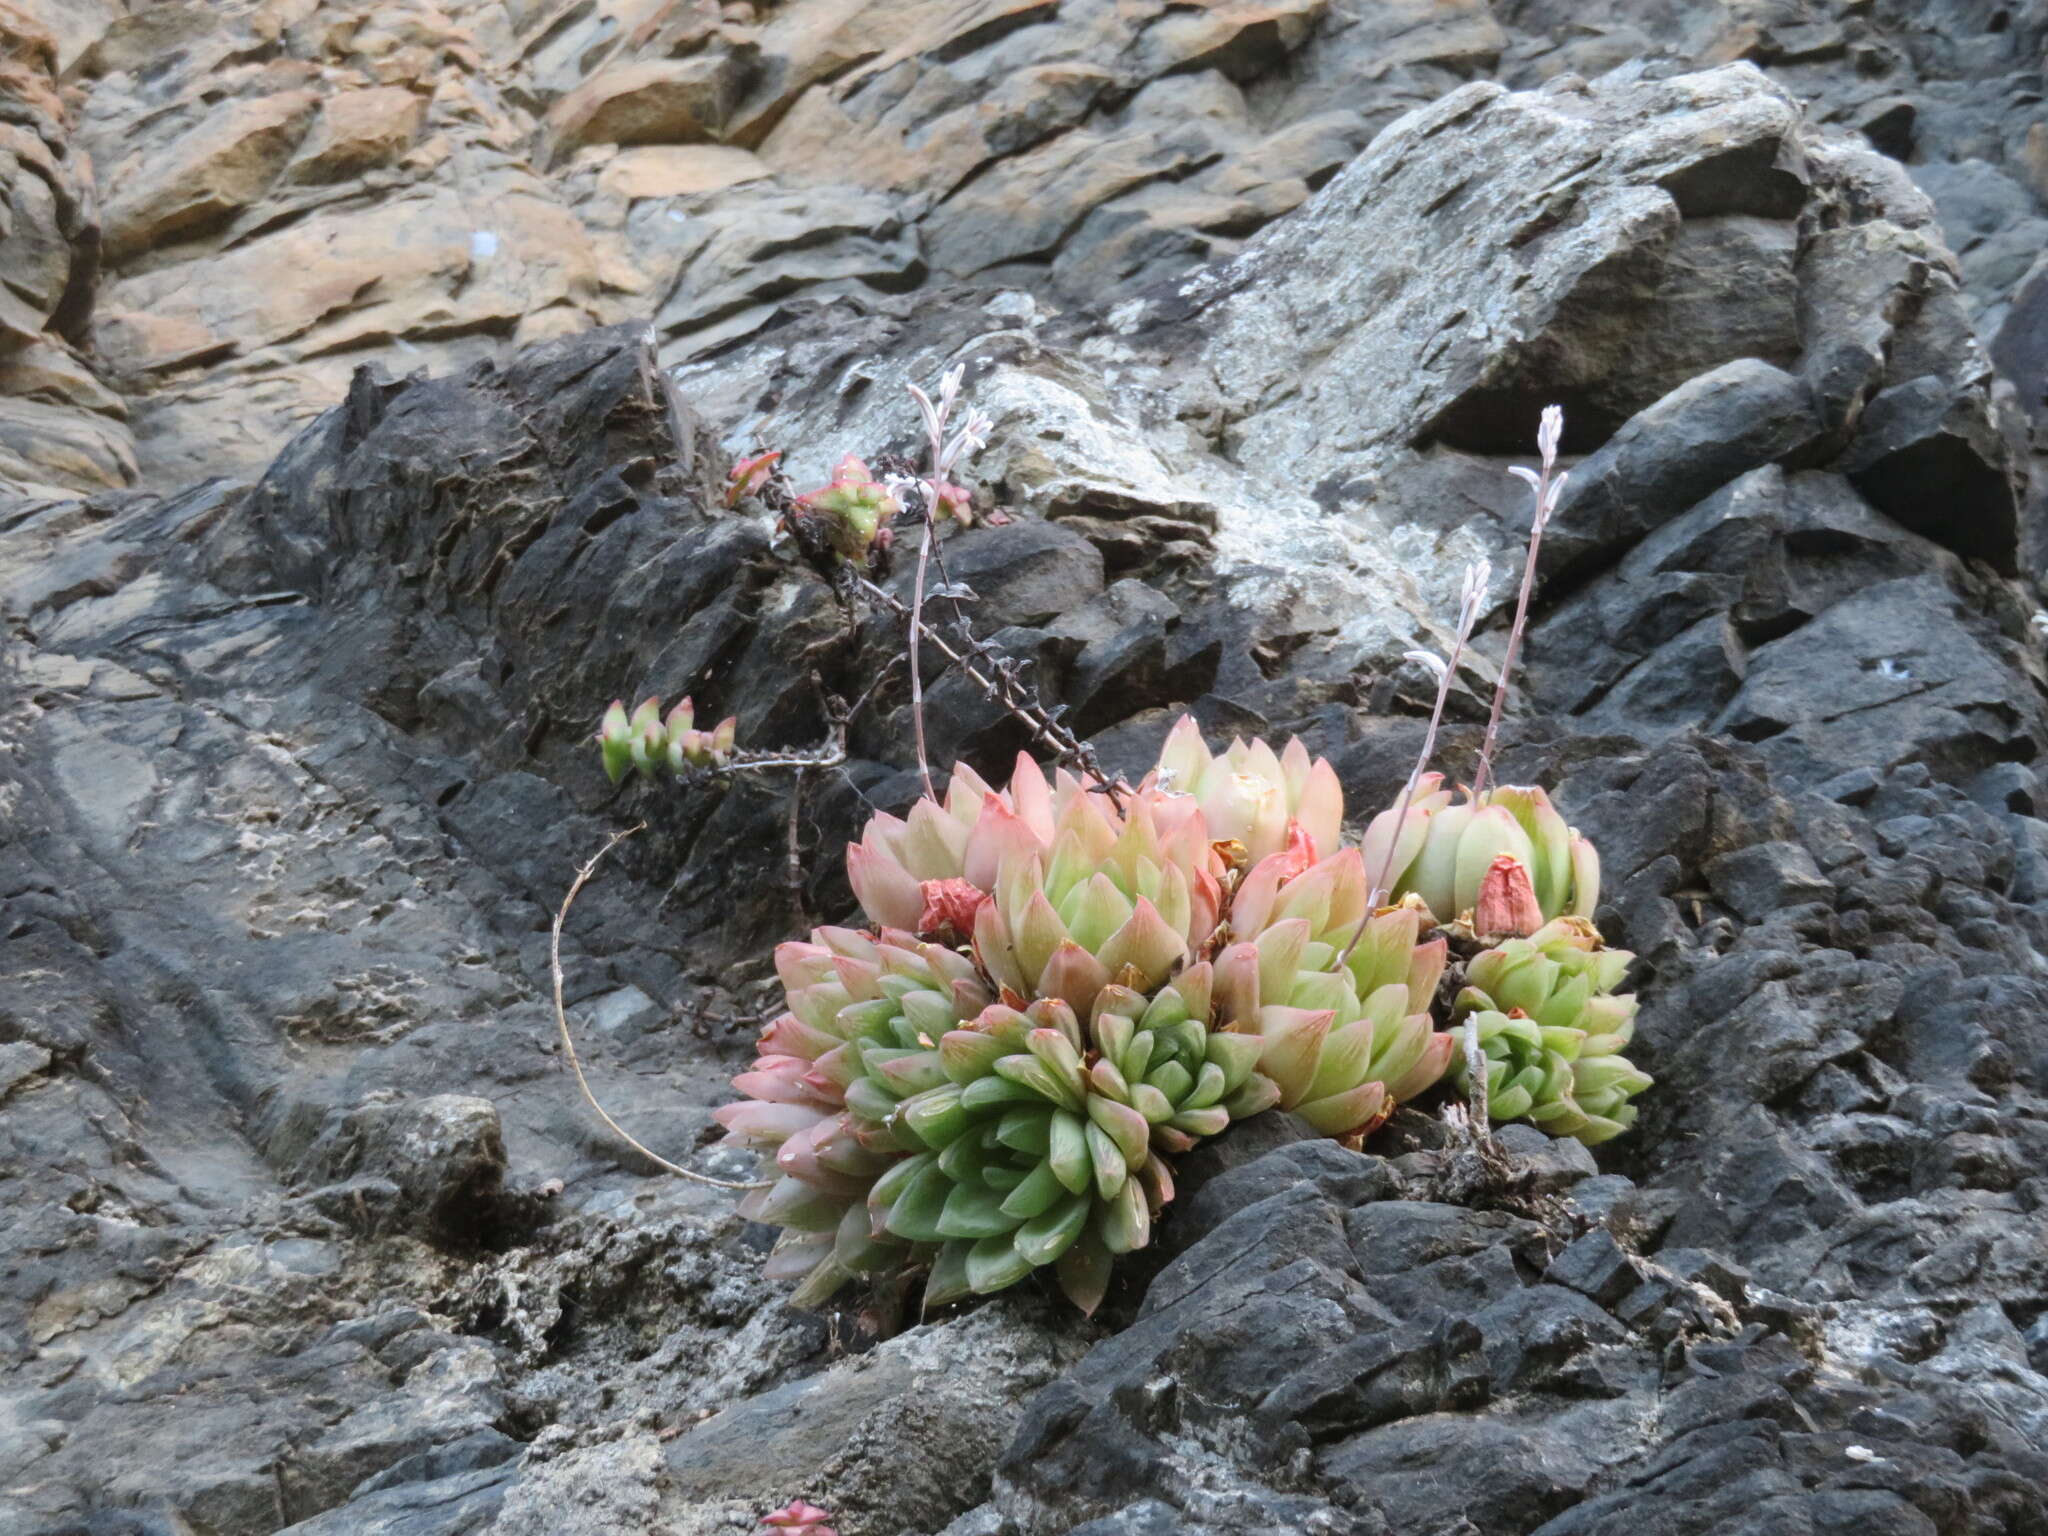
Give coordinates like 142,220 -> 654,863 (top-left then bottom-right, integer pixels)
1471,405 -> 1567,801
1337,558 -> 1489,969
903,366 -> 992,801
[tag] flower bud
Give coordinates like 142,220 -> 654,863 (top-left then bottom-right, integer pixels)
725,449 -> 782,508
1473,855 -> 1544,939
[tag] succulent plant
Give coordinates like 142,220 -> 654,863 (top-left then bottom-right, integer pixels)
704,712 -> 1638,1312
793,453 -> 900,561
761,1500 -> 837,1536
1362,779 -> 1598,936
1215,874 -> 1454,1135
717,929 -> 1276,1312
870,968 -> 1276,1314
597,696 -> 736,782
1451,916 -> 1651,1144
1154,714 -> 1343,864
713,927 -> 984,1303
846,752 -> 1226,1021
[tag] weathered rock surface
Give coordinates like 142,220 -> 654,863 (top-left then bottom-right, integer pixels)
2,13 -> 2048,1536
0,0 -> 2044,504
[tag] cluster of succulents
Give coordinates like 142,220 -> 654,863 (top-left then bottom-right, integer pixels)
596,697 -> 737,782
702,714 -> 1652,1314
600,401 -> 1653,1314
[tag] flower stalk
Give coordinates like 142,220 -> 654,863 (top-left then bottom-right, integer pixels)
1472,404 -> 1567,800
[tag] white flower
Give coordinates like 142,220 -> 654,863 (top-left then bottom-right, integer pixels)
1404,648 -> 1449,682
1456,559 -> 1491,636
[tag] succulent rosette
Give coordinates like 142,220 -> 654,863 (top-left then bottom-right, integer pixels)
1217,852 -> 1456,1134
1154,714 -> 1344,863
847,752 -> 1226,1021
794,453 -> 900,560
1207,744 -> 1461,1128
1362,779 -> 1599,936
1451,917 -> 1651,1144
869,967 -> 1276,1313
713,926 -> 987,1304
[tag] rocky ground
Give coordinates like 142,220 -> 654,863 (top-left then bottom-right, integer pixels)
4,2 -> 2048,1535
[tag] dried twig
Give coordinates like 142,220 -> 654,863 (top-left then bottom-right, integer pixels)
785,767 -> 810,920
552,823 -> 767,1191
732,391 -> 1119,804
637,325 -> 696,481
1462,1011 -> 1491,1144
908,520 -> 938,800
1472,405 -> 1567,801
901,367 -> 991,799
850,573 -> 1121,798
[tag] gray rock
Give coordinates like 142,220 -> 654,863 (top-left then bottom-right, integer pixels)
291,1094 -> 511,1246
1540,359 -> 1821,588
0,1040 -> 52,1101
7,20 -> 2048,1536
1839,375 -> 2022,573
1706,841 -> 1837,922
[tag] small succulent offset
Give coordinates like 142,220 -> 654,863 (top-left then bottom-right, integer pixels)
1362,779 -> 1599,939
597,697 -> 736,783
761,1500 -> 837,1536
792,453 -> 902,562
726,449 -> 783,509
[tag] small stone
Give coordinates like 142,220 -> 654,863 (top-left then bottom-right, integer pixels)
1817,766 -> 1883,805
0,1040 -> 52,1101
1494,1122 -> 1600,1193
1543,1229 -> 1641,1309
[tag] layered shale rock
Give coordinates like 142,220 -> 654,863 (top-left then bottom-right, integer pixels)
0,0 -> 2044,497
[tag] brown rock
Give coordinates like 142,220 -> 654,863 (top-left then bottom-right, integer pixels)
728,0 -> 1056,146
288,86 -> 426,183
756,58 -> 1114,199
596,143 -> 768,199
98,177 -> 599,374
0,393 -> 135,493
0,5 -> 100,346
1138,0 -> 1327,81
0,335 -> 125,415
100,90 -> 321,264
5,0 -> 120,73
0,2 -> 60,120
922,128 -> 1191,277
546,55 -> 749,159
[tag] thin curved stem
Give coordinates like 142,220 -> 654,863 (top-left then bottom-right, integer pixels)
552,823 -> 768,1191
1336,635 -> 1464,969
908,505 -> 938,800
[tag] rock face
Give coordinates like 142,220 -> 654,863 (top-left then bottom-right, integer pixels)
3,14 -> 2048,1536
0,0 -> 2041,500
